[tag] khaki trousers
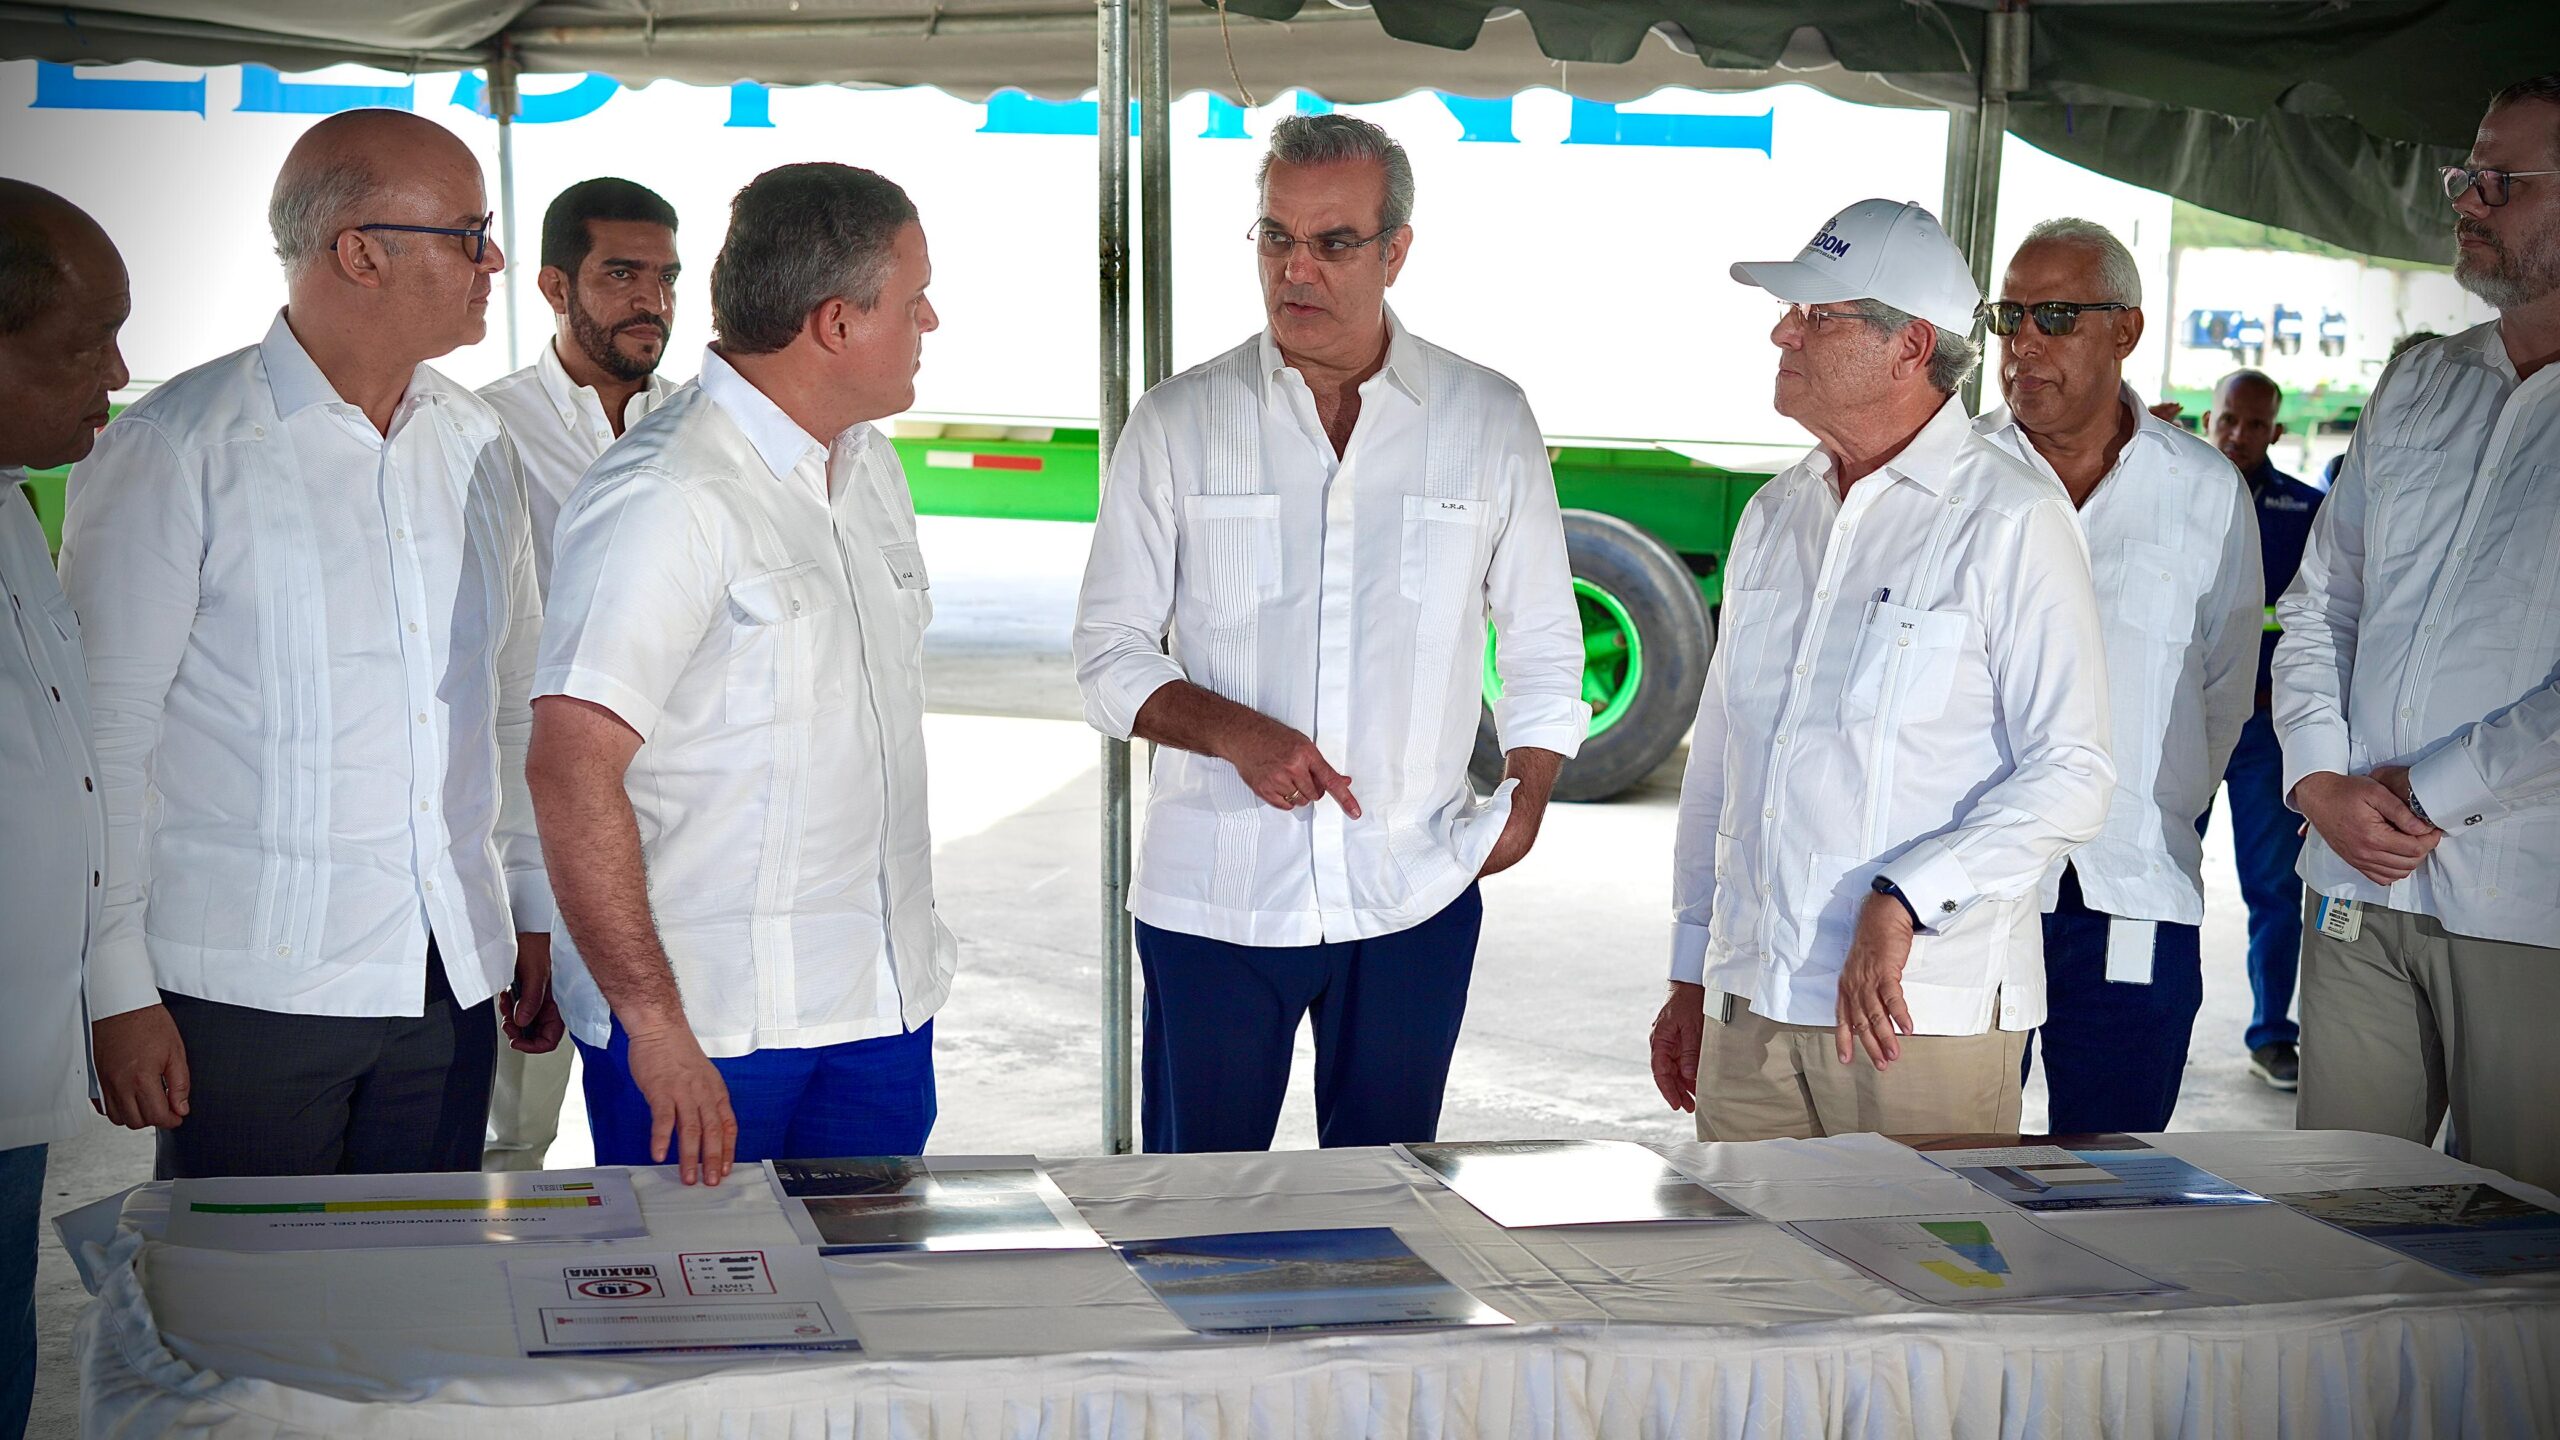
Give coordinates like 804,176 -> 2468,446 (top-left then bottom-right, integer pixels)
2297,897 -> 2560,1195
1696,997 -> 2026,1142
482,1029 -> 575,1172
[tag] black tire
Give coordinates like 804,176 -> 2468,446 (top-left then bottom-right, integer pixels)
1469,509 -> 1713,802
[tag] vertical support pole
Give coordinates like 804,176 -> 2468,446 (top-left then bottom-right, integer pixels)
1949,5 -> 2028,414
491,46 -> 524,372
1096,0 -> 1138,1157
1140,0 -> 1172,389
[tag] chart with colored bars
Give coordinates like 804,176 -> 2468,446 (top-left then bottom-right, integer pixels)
188,1187 -> 607,1217
166,1170 -> 647,1252
1914,1220 -> 2013,1290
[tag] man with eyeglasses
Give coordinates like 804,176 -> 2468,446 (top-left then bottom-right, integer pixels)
1649,199 -> 2113,1142
1970,220 -> 2261,1135
2275,72 -> 2560,1191
61,108 -> 556,1179
1074,113 -> 1584,1152
476,177 -> 681,1172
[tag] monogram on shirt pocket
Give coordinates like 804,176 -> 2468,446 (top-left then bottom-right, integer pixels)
1400,494 -> 1487,607
724,562 -> 841,725
1841,602 -> 1969,723
1180,493 -> 1283,623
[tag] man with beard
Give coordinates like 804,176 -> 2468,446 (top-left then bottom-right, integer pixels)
478,177 -> 679,1170
481,178 -> 681,593
2275,72 -> 2560,1191
1973,220 -> 2260,1134
2200,368 -> 2324,1092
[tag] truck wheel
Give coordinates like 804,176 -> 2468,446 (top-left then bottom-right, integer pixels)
1470,509 -> 1713,802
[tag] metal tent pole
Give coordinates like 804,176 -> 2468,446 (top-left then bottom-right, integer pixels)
1096,0 -> 1138,1157
491,46 -> 524,372
1949,5 -> 2029,414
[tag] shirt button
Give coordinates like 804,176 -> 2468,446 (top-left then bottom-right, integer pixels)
423,880 -> 436,892
253,425 -> 266,439
1816,589 -> 1830,601
1762,807 -> 1775,818
408,622 -> 420,634
1795,664 -> 1808,676
83,776 -> 92,791
1760,883 -> 1772,895
276,945 -> 290,957
50,686 -> 61,702
419,801 -> 431,811
1776,734 -> 1789,746
1896,635 -> 1911,647
2424,624 -> 2435,634
417,712 -> 429,724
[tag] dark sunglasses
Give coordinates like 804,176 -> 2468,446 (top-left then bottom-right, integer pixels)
1978,299 -> 2132,338
331,212 -> 496,264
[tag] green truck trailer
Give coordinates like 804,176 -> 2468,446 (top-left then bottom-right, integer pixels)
18,425 -> 1779,801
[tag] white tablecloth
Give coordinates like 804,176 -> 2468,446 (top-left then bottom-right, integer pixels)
76,1130 -> 2560,1438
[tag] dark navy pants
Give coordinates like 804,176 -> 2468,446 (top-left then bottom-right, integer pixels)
1136,885 -> 1483,1153
578,1019 -> 936,1165
2029,868 -> 2205,1134
1,1144 -> 40,1440
2205,711 -> 2306,1050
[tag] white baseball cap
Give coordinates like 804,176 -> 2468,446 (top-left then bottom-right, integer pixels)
1730,199 -> 1981,337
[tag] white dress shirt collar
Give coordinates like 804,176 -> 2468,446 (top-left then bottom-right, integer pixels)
532,337 -> 669,438
1800,392 -> 1973,502
260,310 -> 430,430
1254,306 -> 1431,412
696,346 -> 833,488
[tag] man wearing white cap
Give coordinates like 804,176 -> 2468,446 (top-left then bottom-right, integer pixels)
1647,199 -> 2115,1141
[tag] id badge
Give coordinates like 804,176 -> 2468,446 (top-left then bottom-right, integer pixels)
2316,895 -> 2363,944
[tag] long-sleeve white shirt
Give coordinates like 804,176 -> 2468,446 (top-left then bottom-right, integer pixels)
1074,315 -> 1587,946
1669,396 -> 2115,1034
2274,320 -> 2560,949
59,312 -> 549,1021
478,339 -> 674,594
535,349 -> 955,1057
1977,387 -> 2262,946
0,476 -> 108,1148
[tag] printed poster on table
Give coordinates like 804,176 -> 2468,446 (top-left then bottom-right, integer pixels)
166,1169 -> 646,1252
1398,1139 -> 1750,1228
1907,1134 -> 2267,1214
1114,1226 -> 1510,1335
505,1247 -> 863,1358
767,1154 -> 1106,1255
1785,1211 -> 2182,1306
2278,1183 -> 2560,1280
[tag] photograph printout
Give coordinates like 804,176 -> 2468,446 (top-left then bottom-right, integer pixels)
1784,1212 -> 2183,1306
2278,1184 -> 2560,1280
1398,1140 -> 1750,1228
1910,1135 -> 2267,1214
768,1155 -> 1106,1255
1114,1226 -> 1511,1335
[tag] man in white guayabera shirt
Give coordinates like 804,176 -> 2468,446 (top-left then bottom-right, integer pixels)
61,108 -> 558,1180
1973,219 -> 2260,1134
529,164 -> 952,1187
1074,114 -> 1586,1152
2277,72 -> 2560,1193
477,176 -> 681,1172
1647,199 -> 2115,1141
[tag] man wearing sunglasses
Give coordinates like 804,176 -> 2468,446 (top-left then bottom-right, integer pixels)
61,108 -> 555,1180
1651,199 -> 2113,1142
2276,72 -> 2560,1192
1075,114 -> 1585,1152
1971,220 -> 2262,1135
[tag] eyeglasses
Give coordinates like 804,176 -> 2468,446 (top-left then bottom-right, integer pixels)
1248,222 -> 1394,263
1778,302 -> 1876,330
2441,166 -> 2560,207
1979,299 -> 2131,338
331,212 -> 496,263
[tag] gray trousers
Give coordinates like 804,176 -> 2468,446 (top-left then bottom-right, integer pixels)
153,946 -> 496,1180
483,1034 -> 575,1172
2297,897 -> 2560,1195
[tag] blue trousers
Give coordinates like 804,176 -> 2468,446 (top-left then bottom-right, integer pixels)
2207,712 -> 2306,1050
2030,869 -> 2205,1134
578,1020 -> 936,1165
1137,885 -> 1483,1153
1,1144 -> 42,1440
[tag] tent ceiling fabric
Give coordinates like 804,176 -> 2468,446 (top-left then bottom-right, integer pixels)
3,0 -> 2553,262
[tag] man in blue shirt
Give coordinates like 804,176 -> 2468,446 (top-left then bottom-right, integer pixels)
2203,368 -> 2325,1090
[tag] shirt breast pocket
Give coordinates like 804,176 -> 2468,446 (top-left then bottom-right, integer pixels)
724,561 -> 843,725
878,538 -> 933,629
1842,602 -> 1969,724
1179,493 -> 1283,624
1400,494 -> 1487,608
2122,539 -> 2209,644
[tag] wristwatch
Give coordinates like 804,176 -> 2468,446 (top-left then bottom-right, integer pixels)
1870,874 -> 1921,926
2403,783 -> 2433,828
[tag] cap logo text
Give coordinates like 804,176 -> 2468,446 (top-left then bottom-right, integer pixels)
1810,222 -> 1853,260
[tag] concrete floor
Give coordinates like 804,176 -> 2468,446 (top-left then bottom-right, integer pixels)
23,516 -> 2297,1436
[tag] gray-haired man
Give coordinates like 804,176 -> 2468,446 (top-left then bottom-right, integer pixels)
527,163 -> 953,1186
1074,115 -> 1587,1151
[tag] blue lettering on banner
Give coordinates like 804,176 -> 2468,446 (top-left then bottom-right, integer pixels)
1564,98 -> 1774,153
726,81 -> 774,128
450,70 -> 621,123
238,65 -> 414,115
1434,94 -> 1516,143
32,62 -> 206,117
980,89 -> 1138,136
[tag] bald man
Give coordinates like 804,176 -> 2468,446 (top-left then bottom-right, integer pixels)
61,109 -> 561,1180
0,180 -> 128,1440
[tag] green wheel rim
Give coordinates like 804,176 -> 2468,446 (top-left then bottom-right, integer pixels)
1483,577 -> 1646,739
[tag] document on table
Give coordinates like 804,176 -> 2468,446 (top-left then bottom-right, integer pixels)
1785,1212 -> 2182,1306
1909,1134 -> 2267,1213
767,1154 -> 1106,1255
2276,1183 -> 2560,1280
1115,1226 -> 1510,1336
1397,1139 -> 1750,1228
506,1247 -> 863,1358
166,1169 -> 646,1252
